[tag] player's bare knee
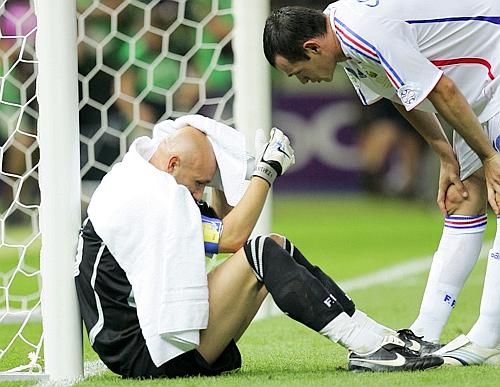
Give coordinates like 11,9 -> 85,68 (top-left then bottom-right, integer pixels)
243,236 -> 283,282
445,172 -> 486,215
268,233 -> 285,248
444,184 -> 467,213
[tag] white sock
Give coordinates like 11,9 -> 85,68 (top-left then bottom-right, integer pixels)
351,309 -> 395,336
468,216 -> 500,348
411,214 -> 486,342
320,312 -> 383,354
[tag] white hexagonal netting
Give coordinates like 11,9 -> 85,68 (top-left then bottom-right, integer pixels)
1,0 -> 237,376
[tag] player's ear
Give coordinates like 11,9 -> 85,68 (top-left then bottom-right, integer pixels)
303,40 -> 321,55
166,155 -> 179,173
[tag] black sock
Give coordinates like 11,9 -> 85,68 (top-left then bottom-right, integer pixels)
244,236 -> 344,332
281,237 -> 356,316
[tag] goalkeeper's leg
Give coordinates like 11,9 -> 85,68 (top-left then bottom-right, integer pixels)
244,236 -> 384,354
269,234 -> 394,336
198,239 -> 381,364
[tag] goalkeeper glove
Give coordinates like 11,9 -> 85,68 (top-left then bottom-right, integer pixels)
252,127 -> 295,186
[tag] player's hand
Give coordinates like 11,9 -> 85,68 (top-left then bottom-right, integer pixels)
483,152 -> 500,214
263,128 -> 295,176
254,128 -> 268,162
437,156 -> 468,216
252,127 -> 295,185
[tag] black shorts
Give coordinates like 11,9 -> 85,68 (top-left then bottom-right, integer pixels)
77,219 -> 240,379
124,339 -> 242,379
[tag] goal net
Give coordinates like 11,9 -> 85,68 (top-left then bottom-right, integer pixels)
1,0 -> 270,381
0,0 -> 42,377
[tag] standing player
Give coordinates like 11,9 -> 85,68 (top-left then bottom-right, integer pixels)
263,0 -> 500,365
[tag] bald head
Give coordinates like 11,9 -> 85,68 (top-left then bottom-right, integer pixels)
150,126 -> 217,201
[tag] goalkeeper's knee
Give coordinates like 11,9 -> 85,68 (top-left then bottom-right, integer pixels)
243,236 -> 344,332
271,234 -> 356,317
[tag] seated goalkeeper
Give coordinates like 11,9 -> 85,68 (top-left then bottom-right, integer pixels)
75,115 -> 442,379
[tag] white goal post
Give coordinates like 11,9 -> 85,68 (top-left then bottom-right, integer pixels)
0,0 -> 271,382
35,0 -> 83,381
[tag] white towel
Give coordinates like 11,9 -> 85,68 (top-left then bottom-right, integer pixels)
153,114 -> 248,206
88,136 -> 209,367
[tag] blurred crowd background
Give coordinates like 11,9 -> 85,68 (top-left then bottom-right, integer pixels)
0,0 -> 443,214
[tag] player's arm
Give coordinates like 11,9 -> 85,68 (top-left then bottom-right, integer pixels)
392,100 -> 467,215
427,74 -> 500,212
201,178 -> 268,256
210,188 -> 233,219
427,75 -> 494,161
215,128 -> 295,253
216,177 -> 270,253
392,101 -> 452,159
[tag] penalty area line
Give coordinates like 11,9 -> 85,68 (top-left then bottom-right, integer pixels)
255,241 -> 492,320
340,241 -> 491,292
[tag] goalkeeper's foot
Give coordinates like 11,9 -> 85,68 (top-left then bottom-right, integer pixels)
435,334 -> 500,366
348,336 -> 443,372
396,328 -> 443,355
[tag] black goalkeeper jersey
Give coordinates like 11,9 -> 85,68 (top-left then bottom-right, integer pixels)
74,201 -> 218,376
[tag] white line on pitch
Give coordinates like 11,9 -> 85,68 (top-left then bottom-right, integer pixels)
340,241 -> 491,292
255,241 -> 492,319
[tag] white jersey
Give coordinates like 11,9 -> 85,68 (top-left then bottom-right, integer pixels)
325,0 -> 500,123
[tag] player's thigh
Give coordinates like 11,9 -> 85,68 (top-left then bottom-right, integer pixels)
454,111 -> 500,180
450,128 -> 492,214
198,249 -> 267,364
453,129 -> 483,183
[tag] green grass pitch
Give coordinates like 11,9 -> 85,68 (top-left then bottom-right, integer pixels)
1,194 -> 499,386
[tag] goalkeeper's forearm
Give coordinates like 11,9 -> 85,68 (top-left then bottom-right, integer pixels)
252,160 -> 283,186
217,177 -> 270,253
210,188 -> 233,218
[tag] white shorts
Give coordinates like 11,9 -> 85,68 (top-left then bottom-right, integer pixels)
454,112 -> 500,181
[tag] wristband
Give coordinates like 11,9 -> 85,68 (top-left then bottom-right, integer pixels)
252,161 -> 278,186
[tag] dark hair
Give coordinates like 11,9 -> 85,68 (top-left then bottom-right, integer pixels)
263,6 -> 327,67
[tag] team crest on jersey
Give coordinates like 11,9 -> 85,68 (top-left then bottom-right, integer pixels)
398,85 -> 418,106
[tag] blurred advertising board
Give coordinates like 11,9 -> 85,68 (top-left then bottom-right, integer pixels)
272,94 -> 361,192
